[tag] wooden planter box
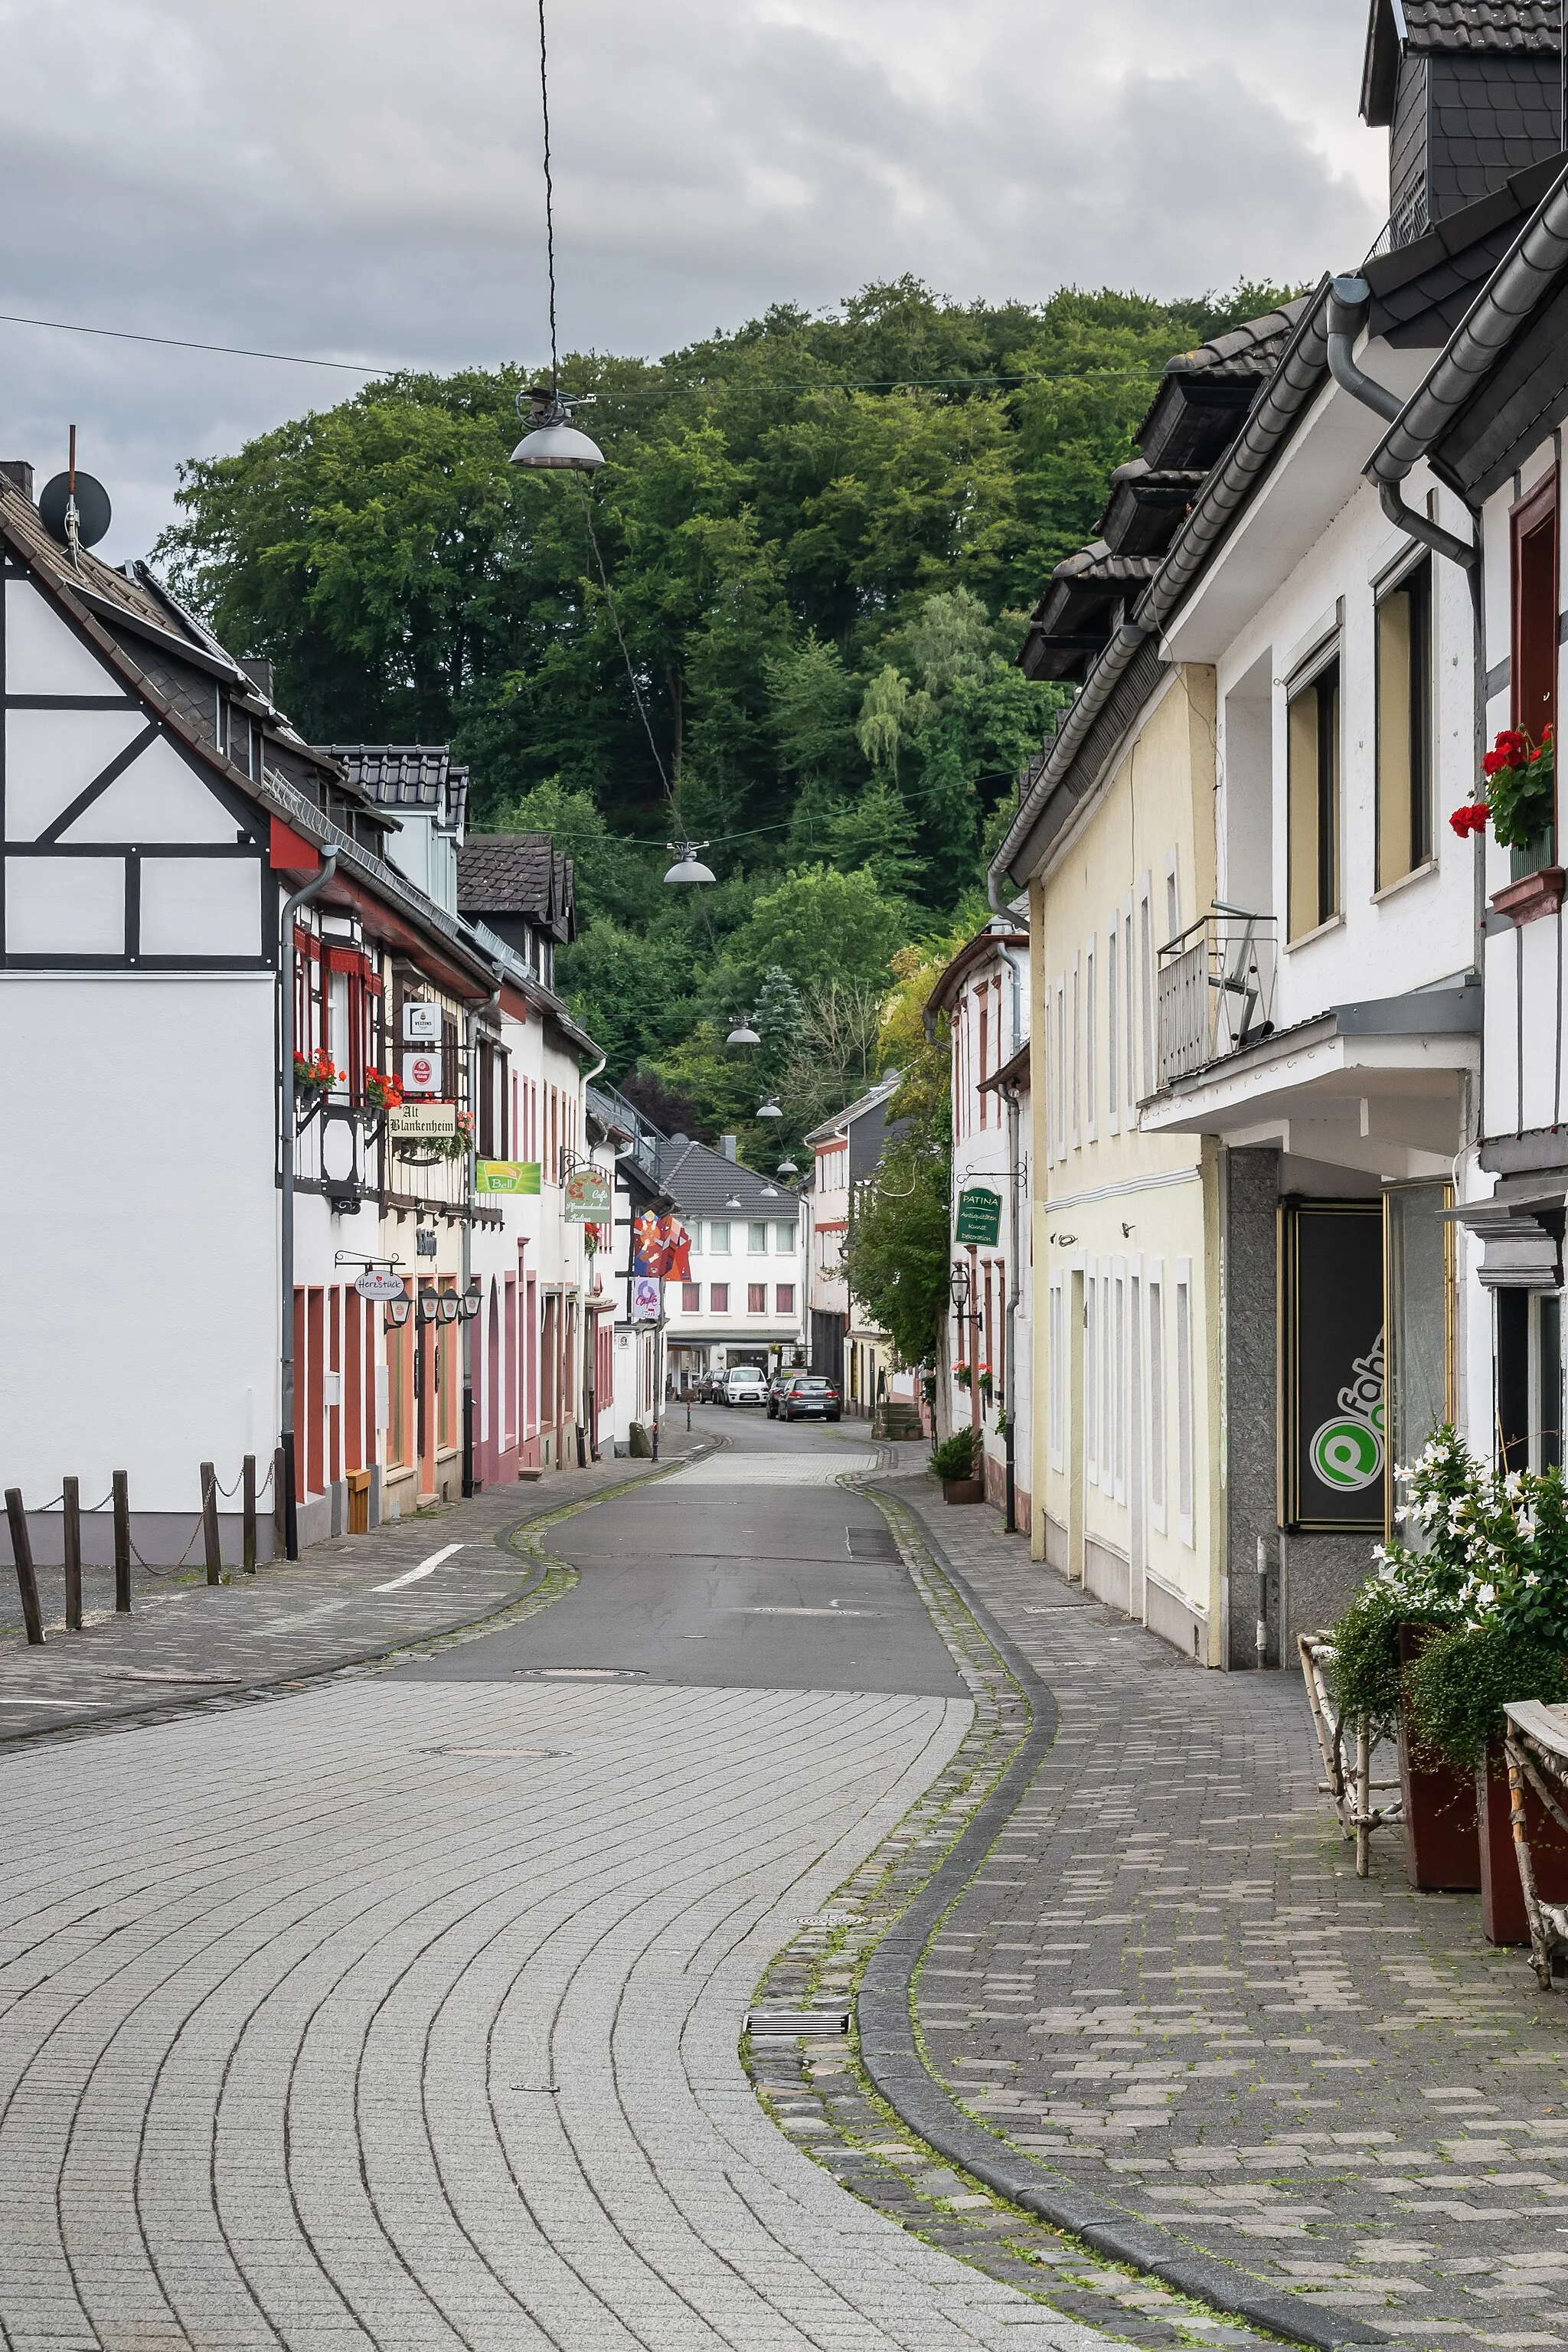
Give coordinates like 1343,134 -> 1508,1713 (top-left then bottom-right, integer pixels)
942,1478 -> 985,1505
1478,1734 -> 1568,1945
1398,1623 -> 1480,1890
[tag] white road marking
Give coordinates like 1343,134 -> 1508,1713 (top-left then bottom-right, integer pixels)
0,1696 -> 81,1708
372,1543 -> 466,1592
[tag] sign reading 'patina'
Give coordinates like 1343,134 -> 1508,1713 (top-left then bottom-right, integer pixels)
954,1187 -> 1002,1248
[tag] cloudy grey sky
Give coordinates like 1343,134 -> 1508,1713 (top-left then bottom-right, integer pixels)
0,0 -> 1383,562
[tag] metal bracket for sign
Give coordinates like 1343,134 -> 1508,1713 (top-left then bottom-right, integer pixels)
334,1251 -> 405,1271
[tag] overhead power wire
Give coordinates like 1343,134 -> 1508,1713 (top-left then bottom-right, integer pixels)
537,0 -> 560,394
0,309 -> 1183,391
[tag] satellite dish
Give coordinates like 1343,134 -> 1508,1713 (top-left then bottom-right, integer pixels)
39,471 -> 112,550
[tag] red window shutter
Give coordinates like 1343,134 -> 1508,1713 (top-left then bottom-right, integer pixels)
1512,469 -> 1560,752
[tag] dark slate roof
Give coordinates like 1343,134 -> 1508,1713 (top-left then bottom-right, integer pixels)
650,1137 -> 801,1220
1364,0 -> 1559,122
326,745 -> 469,833
1019,544 -> 1163,682
456,833 -> 575,940
1132,301 -> 1308,474
1095,461 -> 1207,558
1367,152 -> 1568,343
1405,2 -> 1559,48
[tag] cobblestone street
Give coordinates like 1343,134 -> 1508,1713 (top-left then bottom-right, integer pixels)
877,1463 -> 1568,2351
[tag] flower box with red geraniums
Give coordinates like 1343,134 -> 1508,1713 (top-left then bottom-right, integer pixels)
363,1067 -> 403,1113
1450,725 -> 1555,854
293,1047 -> 342,1099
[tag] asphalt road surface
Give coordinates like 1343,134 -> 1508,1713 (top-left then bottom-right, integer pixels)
397,1408 -> 965,1696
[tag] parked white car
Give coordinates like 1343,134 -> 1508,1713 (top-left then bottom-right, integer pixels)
720,1367 -> 768,1407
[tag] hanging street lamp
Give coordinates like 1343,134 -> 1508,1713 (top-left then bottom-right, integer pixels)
510,385 -> 605,472
726,1014 -> 761,1047
776,1156 -> 799,1178
664,841 -> 715,884
756,1099 -> 782,1121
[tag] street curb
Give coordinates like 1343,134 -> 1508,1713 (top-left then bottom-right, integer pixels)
852,1478 -> 1390,2352
0,1443 -> 716,1750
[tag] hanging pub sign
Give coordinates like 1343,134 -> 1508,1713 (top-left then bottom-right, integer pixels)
389,1100 -> 456,1139
400,1049 -> 443,1096
475,1160 -> 541,1195
564,1165 -> 612,1220
632,1211 -> 691,1279
1282,1200 -> 1386,1530
402,1000 -> 443,1043
955,1187 -> 1002,1248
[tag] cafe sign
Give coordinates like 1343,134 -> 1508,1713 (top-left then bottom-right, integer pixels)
564,1166 -> 613,1220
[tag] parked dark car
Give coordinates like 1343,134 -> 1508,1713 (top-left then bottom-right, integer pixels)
777,1375 -> 840,1423
765,1371 -> 799,1417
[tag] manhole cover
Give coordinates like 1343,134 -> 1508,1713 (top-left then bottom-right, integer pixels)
511,1666 -> 647,1680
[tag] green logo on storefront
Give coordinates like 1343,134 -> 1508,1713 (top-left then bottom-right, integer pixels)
1308,1330 -> 1385,1493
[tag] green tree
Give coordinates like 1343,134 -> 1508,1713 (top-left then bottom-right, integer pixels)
843,1134 -> 952,1370
724,865 -> 906,997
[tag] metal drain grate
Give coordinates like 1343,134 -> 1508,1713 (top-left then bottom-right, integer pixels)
510,1666 -> 648,1680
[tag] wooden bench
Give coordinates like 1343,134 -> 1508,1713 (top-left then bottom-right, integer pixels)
1503,1700 -> 1568,1991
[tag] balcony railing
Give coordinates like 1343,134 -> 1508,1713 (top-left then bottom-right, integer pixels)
1156,906 -> 1276,1087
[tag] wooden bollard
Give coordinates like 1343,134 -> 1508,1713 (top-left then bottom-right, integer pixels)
4,1490 -> 44,1647
242,1455 -> 257,1574
200,1462 -> 221,1585
63,1477 -> 82,1632
112,1472 -> 131,1613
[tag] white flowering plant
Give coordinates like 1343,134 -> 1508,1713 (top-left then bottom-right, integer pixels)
1327,1426 -> 1568,1749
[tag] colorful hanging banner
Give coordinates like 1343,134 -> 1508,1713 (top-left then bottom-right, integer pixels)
474,1159 -> 541,1194
632,1211 -> 692,1280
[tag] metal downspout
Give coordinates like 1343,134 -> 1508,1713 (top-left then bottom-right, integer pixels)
279,847 -> 338,1561
577,1049 -> 608,1462
462,987 -> 501,1499
1326,276 -> 1479,569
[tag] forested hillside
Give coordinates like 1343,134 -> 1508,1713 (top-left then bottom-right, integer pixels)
158,276 -> 1290,1158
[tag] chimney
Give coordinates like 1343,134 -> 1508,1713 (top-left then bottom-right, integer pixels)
240,657 -> 276,703
0,461 -> 34,501
720,1134 -> 737,1161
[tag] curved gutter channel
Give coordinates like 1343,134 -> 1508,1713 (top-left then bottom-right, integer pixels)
851,1481 -> 1388,2352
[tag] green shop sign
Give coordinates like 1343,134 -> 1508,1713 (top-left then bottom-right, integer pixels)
955,1187 -> 1002,1248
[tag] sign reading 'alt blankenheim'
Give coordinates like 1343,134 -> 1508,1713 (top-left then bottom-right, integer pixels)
390,1100 -> 457,1138
955,1187 -> 1002,1248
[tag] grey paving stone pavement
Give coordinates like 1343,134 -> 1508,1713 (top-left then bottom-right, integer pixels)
0,1419 -> 1122,2351
0,1667 -> 1114,2348
0,1439 -> 707,1742
874,1458 -> 1568,2352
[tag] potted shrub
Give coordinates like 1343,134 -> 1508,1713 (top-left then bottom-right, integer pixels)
1397,1461 -> 1568,1944
931,1429 -> 984,1505
976,1366 -> 994,1398
953,1363 -> 972,1390
1326,1429 -> 1478,1889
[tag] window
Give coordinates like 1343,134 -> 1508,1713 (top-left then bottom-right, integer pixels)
710,1283 -> 729,1313
774,1223 -> 795,1253
1048,1279 -> 1066,1471
1175,1260 -> 1194,1544
1148,1270 -> 1166,1530
1083,938 -> 1096,1139
748,1282 -> 766,1313
1376,560 -> 1432,887
1054,978 -> 1067,1161
776,1283 -> 795,1314
978,991 -> 989,1128
749,1221 -> 768,1254
709,1222 -> 730,1254
1085,1273 -> 1098,1479
1124,907 -> 1137,1112
1106,928 -> 1119,1135
1100,1272 -> 1114,1494
681,1282 -> 701,1314
1287,658 -> 1341,938
1071,955 -> 1081,1148
1113,1269 -> 1126,1501
1138,887 -> 1154,1099
1512,469 -> 1560,758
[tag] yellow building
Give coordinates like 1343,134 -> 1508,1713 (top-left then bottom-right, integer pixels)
1021,674 -> 1223,1662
